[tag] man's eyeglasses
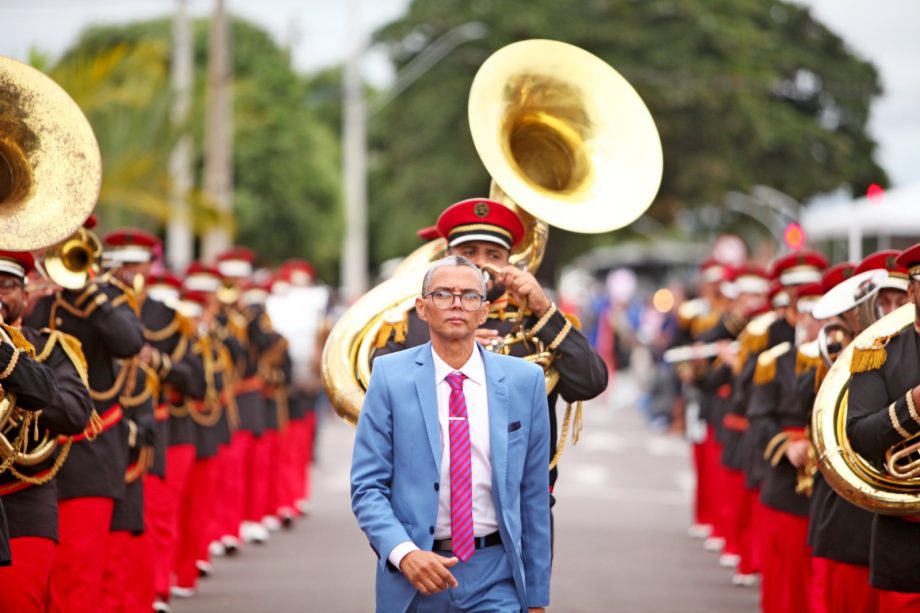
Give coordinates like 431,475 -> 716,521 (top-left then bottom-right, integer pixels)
424,290 -> 486,311
0,279 -> 24,292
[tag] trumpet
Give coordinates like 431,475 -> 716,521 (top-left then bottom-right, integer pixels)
663,341 -> 739,364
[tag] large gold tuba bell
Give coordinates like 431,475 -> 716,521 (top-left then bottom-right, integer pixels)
811,272 -> 920,514
322,39 -> 663,425
0,56 -> 102,469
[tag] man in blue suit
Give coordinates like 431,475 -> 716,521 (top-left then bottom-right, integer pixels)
352,255 -> 551,612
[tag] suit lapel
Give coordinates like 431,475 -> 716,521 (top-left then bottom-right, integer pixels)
413,343 -> 441,473
482,347 -> 508,505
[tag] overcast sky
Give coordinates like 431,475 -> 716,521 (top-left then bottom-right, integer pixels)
2,0 -> 917,195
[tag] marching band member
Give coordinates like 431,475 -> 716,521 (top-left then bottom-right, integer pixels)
0,250 -> 93,612
26,216 -> 146,613
847,243 -> 920,610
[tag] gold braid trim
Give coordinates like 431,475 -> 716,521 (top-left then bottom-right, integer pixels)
107,276 -> 140,316
90,362 -> 129,402
851,335 -> 893,374
765,432 -> 794,466
36,331 -> 90,389
8,439 -> 73,485
144,317 -> 180,342
170,334 -> 189,364
549,401 -> 583,470
889,402 -> 912,439
119,360 -> 158,408
753,342 -> 791,386
0,324 -> 35,357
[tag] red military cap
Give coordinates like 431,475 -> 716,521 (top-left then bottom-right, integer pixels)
733,265 -> 770,294
895,243 -> 920,280
278,259 -> 315,287
770,250 -> 828,286
855,250 -> 908,292
436,198 -> 525,251
0,251 -> 35,279
103,228 -> 161,264
700,258 -> 729,284
216,247 -> 256,278
177,289 -> 210,318
416,225 -> 441,242
184,262 -> 222,293
147,270 -> 182,306
820,262 -> 856,294
241,274 -> 272,306
794,281 -> 824,314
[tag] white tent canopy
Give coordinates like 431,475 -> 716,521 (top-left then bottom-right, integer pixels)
801,183 -> 920,260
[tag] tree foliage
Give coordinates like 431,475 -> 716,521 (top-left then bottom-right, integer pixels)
368,0 -> 886,271
53,17 -> 342,280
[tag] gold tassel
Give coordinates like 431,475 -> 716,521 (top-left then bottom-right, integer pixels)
796,350 -> 823,376
691,311 -> 720,337
1,324 -> 35,357
814,361 -> 830,393
851,339 -> 890,374
374,313 -> 407,349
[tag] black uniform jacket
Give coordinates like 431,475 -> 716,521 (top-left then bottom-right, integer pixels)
0,327 -> 92,549
848,327 -> 920,592
749,346 -> 810,517
111,361 -> 157,535
374,303 -> 608,489
738,318 -> 795,489
25,282 -> 145,499
189,334 -> 230,461
141,297 -> 196,476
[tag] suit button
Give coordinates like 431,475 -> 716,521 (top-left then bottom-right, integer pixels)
433,483 -> 439,492
429,526 -> 434,535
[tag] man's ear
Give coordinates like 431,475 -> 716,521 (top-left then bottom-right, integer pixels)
477,301 -> 490,325
415,296 -> 427,322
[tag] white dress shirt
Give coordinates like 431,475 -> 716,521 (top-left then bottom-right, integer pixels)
388,345 -> 498,570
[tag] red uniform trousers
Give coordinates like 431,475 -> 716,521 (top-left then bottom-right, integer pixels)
704,429 -> 727,540
150,445 -> 195,597
244,434 -> 270,522
262,429 -> 282,518
760,506 -> 811,613
811,556 -> 879,613
877,591 -> 920,612
721,467 -> 746,557
692,438 -> 713,529
101,531 -> 151,613
737,487 -> 761,574
227,430 -> 251,533
49,497 -> 116,613
174,456 -> 217,589
0,536 -> 56,612
296,412 -> 316,504
214,441 -> 243,542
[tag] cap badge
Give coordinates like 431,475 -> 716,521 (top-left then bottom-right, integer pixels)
886,256 -> 897,269
474,202 -> 490,217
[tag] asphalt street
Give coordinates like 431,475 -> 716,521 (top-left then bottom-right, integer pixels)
174,379 -> 759,612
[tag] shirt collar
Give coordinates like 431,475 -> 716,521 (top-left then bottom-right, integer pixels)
431,343 -> 485,386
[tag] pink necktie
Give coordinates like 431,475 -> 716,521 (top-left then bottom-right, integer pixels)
446,371 -> 474,562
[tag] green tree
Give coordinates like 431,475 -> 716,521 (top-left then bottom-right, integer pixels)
53,17 -> 342,281
368,0 -> 886,272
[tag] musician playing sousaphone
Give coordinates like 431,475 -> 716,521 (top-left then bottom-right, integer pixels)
0,250 -> 94,611
847,243 -> 920,609
374,198 -> 608,510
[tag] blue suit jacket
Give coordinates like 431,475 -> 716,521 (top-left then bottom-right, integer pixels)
351,342 -> 551,612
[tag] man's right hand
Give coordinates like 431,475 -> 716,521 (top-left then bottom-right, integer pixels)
399,551 -> 459,595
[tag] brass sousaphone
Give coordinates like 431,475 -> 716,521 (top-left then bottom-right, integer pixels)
0,56 -> 102,469
322,39 -> 663,425
811,270 -> 920,514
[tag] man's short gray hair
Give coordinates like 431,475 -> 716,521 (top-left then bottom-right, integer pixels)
421,256 -> 486,296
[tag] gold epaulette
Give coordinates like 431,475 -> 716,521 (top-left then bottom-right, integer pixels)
677,298 -> 709,330
851,333 -> 896,374
107,276 -> 141,316
737,311 -> 777,367
374,309 -> 408,349
36,329 -> 89,388
691,310 -> 721,338
228,310 -> 249,342
259,312 -> 274,334
1,323 -> 36,358
753,341 -> 792,385
795,340 -> 822,376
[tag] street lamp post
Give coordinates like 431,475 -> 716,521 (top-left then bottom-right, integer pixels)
339,13 -> 487,303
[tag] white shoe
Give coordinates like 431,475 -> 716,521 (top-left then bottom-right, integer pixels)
262,515 -> 282,532
687,523 -> 713,539
703,536 -> 726,552
241,520 -> 269,544
732,572 -> 758,587
221,535 -> 242,556
295,499 -> 312,516
170,586 -> 196,599
719,553 -> 741,568
208,540 -> 226,557
153,599 -> 172,612
196,560 -> 213,577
